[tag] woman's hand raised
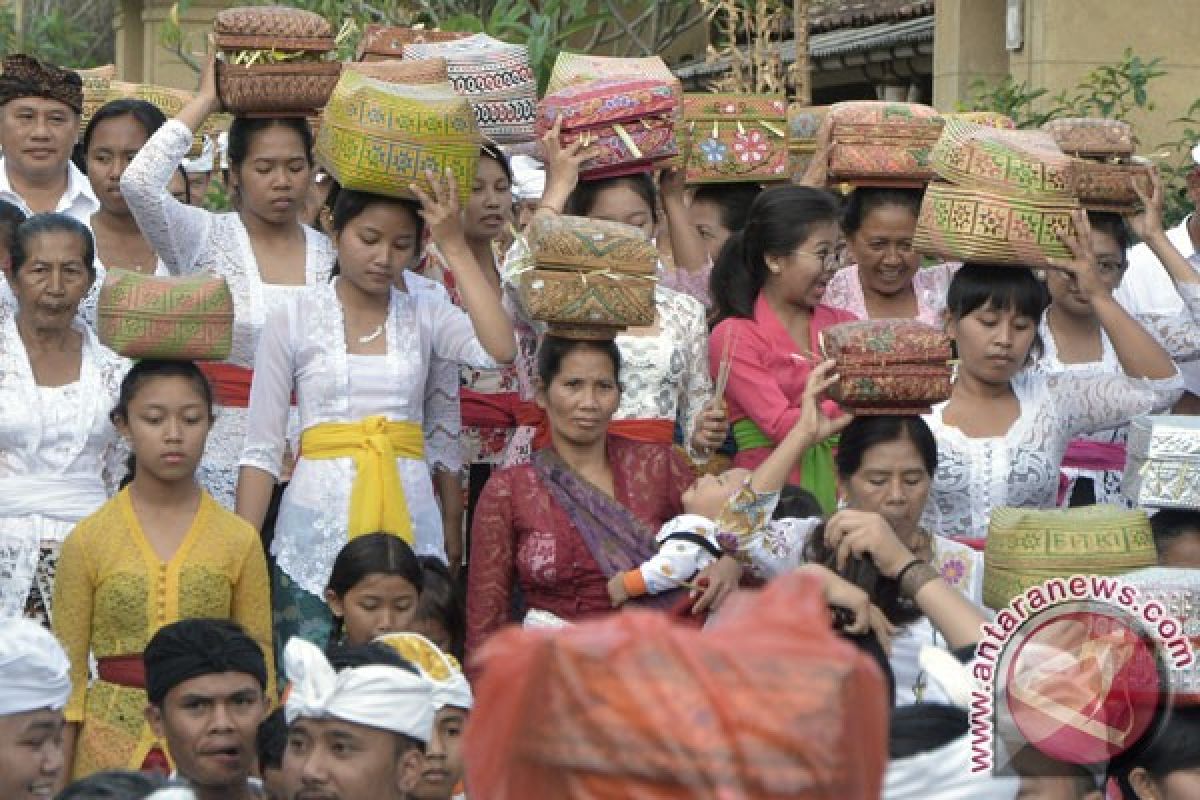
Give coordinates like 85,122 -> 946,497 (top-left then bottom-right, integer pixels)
411,168 -> 467,249
823,509 -> 917,579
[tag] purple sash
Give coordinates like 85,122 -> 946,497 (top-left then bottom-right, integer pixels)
532,448 -> 680,610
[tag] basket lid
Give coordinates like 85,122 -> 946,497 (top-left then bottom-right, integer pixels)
215,6 -> 333,42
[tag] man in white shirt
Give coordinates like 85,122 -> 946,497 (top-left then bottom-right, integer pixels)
1116,145 -> 1200,408
0,54 -> 98,224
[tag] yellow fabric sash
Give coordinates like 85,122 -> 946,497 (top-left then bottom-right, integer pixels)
300,416 -> 424,543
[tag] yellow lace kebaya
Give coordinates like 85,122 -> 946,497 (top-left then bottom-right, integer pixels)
52,488 -> 274,779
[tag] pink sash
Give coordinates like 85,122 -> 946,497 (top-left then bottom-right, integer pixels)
1058,439 -> 1127,504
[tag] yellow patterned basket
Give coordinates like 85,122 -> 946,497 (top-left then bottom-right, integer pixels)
931,119 -> 1077,200
982,505 -> 1156,610
914,181 -> 1078,266
315,70 -> 481,205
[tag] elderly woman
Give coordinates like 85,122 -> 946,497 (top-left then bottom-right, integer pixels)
0,213 -> 126,624
466,335 -> 739,654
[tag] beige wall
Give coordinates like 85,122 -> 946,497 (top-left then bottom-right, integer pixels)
934,0 -> 1200,153
115,0 -> 225,88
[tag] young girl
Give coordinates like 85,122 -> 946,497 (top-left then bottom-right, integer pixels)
1034,176 -> 1200,507
324,532 -> 424,648
52,360 -> 273,780
237,174 -> 516,653
411,556 -> 466,660
709,185 -> 858,512
924,213 -> 1184,541
121,52 -> 336,509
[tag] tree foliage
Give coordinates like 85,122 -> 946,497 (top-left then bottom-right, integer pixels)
0,0 -> 115,68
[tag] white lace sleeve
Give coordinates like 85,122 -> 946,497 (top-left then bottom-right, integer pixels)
675,292 -> 715,460
425,296 -> 502,369
423,356 -> 462,473
1050,370 -> 1182,438
239,302 -> 296,478
120,119 -> 214,274
1133,283 -> 1200,363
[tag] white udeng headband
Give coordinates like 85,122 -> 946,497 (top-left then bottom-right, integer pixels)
0,618 -> 71,716
283,637 -> 435,743
373,632 -> 474,712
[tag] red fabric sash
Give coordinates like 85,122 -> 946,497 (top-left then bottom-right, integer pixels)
460,389 -> 522,430
609,418 -> 674,444
197,363 -> 253,408
96,654 -> 145,688
514,402 -> 552,451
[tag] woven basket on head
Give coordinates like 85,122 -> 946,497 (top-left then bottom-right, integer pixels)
931,119 -> 1077,199
216,61 -> 341,117
1043,117 -> 1135,160
914,181 -> 1079,266
344,58 -> 448,85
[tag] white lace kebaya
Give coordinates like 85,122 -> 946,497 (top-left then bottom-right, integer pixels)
0,314 -> 128,621
921,367 -> 1183,541
1031,280 -> 1200,507
120,119 -> 336,508
240,281 -> 497,600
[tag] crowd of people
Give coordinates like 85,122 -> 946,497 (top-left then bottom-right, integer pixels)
0,40 -> 1197,800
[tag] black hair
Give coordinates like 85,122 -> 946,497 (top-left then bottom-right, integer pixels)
1149,509 -> 1200,559
946,263 -> 1050,322
479,143 -> 513,185
1108,706 -> 1200,799
329,188 -> 425,246
79,98 -> 167,166
564,173 -> 658,223
1087,210 -> 1133,261
841,187 -> 923,236
54,770 -> 166,799
414,556 -> 465,661
227,116 -> 314,169
945,263 -> 1049,361
835,415 -> 938,480
0,199 -> 27,260
690,183 -> 762,234
889,704 -> 967,759
803,415 -> 938,627
174,165 -> 193,207
773,485 -> 825,521
255,707 -> 288,773
325,533 -> 424,648
709,185 -> 841,323
535,334 -> 622,387
110,359 -> 215,488
9,212 -> 95,278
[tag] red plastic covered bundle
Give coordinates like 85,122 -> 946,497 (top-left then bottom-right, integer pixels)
464,571 -> 889,799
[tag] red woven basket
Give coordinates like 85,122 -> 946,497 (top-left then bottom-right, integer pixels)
216,61 -> 342,117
